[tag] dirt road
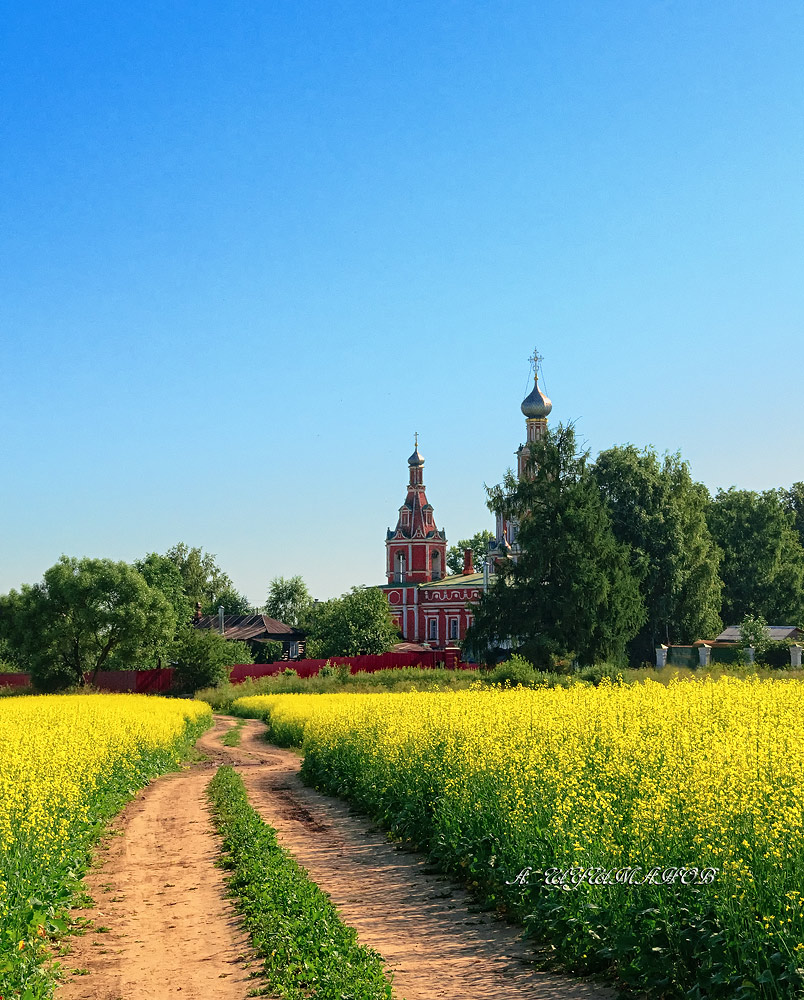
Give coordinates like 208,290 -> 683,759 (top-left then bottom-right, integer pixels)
57,715 -> 614,1000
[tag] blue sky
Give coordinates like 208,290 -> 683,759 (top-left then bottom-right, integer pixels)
2,1 -> 803,603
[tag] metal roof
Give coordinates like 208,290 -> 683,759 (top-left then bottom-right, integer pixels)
715,625 -> 802,643
193,614 -> 304,642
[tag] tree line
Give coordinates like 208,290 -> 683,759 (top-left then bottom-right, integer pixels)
465,425 -> 804,668
0,546 -> 400,691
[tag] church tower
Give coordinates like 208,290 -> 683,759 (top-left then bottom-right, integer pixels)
386,437 -> 448,584
493,350 -> 552,561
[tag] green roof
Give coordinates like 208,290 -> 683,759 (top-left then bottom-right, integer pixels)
418,572 -> 484,589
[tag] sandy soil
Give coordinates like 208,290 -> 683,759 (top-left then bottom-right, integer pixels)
57,714 -> 615,1000
56,720 -> 255,999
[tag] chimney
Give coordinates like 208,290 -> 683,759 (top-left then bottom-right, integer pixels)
463,548 -> 474,575
193,601 -> 202,622
218,606 -> 225,635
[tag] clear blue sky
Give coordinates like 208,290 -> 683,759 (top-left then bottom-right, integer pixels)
2,1 -> 803,603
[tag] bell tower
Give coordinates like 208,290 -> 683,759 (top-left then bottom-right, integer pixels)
493,350 -> 553,561
386,436 -> 448,584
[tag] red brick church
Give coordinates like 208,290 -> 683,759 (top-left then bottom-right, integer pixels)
380,355 -> 552,649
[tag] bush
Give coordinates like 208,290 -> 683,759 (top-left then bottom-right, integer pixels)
254,640 -> 284,664
171,627 -> 253,694
576,662 -> 624,686
758,641 -> 793,669
485,654 -> 540,688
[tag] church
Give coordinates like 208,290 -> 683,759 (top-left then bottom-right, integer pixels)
380,355 -> 552,649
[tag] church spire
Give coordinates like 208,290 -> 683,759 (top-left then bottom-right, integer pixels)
385,438 -> 447,584
518,347 -> 552,475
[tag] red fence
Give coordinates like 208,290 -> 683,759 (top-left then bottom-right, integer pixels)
0,672 -> 30,688
0,669 -> 174,692
0,649 -> 465,692
228,648 -> 463,682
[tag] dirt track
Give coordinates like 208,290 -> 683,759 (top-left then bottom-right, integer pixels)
57,715 -> 614,1000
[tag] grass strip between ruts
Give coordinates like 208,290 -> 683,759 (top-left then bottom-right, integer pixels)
220,718 -> 245,746
207,766 -> 394,1000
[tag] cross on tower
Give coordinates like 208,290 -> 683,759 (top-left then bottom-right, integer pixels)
529,348 -> 542,377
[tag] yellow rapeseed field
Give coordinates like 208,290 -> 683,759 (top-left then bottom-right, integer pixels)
234,678 -> 804,997
0,693 -> 210,996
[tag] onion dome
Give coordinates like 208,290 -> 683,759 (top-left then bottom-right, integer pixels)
521,375 -> 552,419
408,442 -> 425,466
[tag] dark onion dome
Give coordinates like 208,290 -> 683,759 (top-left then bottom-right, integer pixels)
408,444 -> 425,466
521,375 -> 552,418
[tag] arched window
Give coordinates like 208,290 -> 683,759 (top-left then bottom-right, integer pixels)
431,550 -> 441,581
395,551 -> 406,583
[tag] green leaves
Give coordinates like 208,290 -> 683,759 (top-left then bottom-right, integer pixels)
592,445 -> 723,658
469,423 -> 645,667
708,489 -> 804,627
207,766 -> 393,1000
263,575 -> 313,628
304,587 -> 399,659
171,625 -> 253,694
0,557 -> 177,690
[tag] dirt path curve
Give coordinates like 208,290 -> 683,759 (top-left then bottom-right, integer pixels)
56,718 -> 256,1000
212,716 -> 615,1000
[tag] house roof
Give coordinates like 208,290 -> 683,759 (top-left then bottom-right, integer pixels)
715,625 -> 802,643
193,614 -> 304,642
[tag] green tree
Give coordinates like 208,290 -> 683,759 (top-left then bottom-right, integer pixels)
163,543 -> 248,614
591,445 -> 723,661
707,488 -> 804,625
171,625 -> 253,693
135,552 -> 194,624
305,586 -> 400,658
738,612 -> 772,657
0,637 -> 19,672
465,424 -> 645,668
253,639 -> 284,664
211,584 -> 253,616
782,482 -> 804,549
263,575 -> 313,627
446,530 -> 494,576
0,557 -> 176,690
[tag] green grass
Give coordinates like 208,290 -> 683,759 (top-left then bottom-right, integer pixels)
220,719 -> 244,746
196,664 -> 481,711
207,766 -> 393,1000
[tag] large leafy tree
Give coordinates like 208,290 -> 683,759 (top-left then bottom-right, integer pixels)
135,552 -> 194,623
465,424 -> 645,668
163,543 -> 250,615
591,445 -> 723,660
446,530 -> 494,576
782,482 -> 804,549
263,575 -> 313,627
305,586 -> 400,658
0,557 -> 176,690
707,488 -> 804,626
